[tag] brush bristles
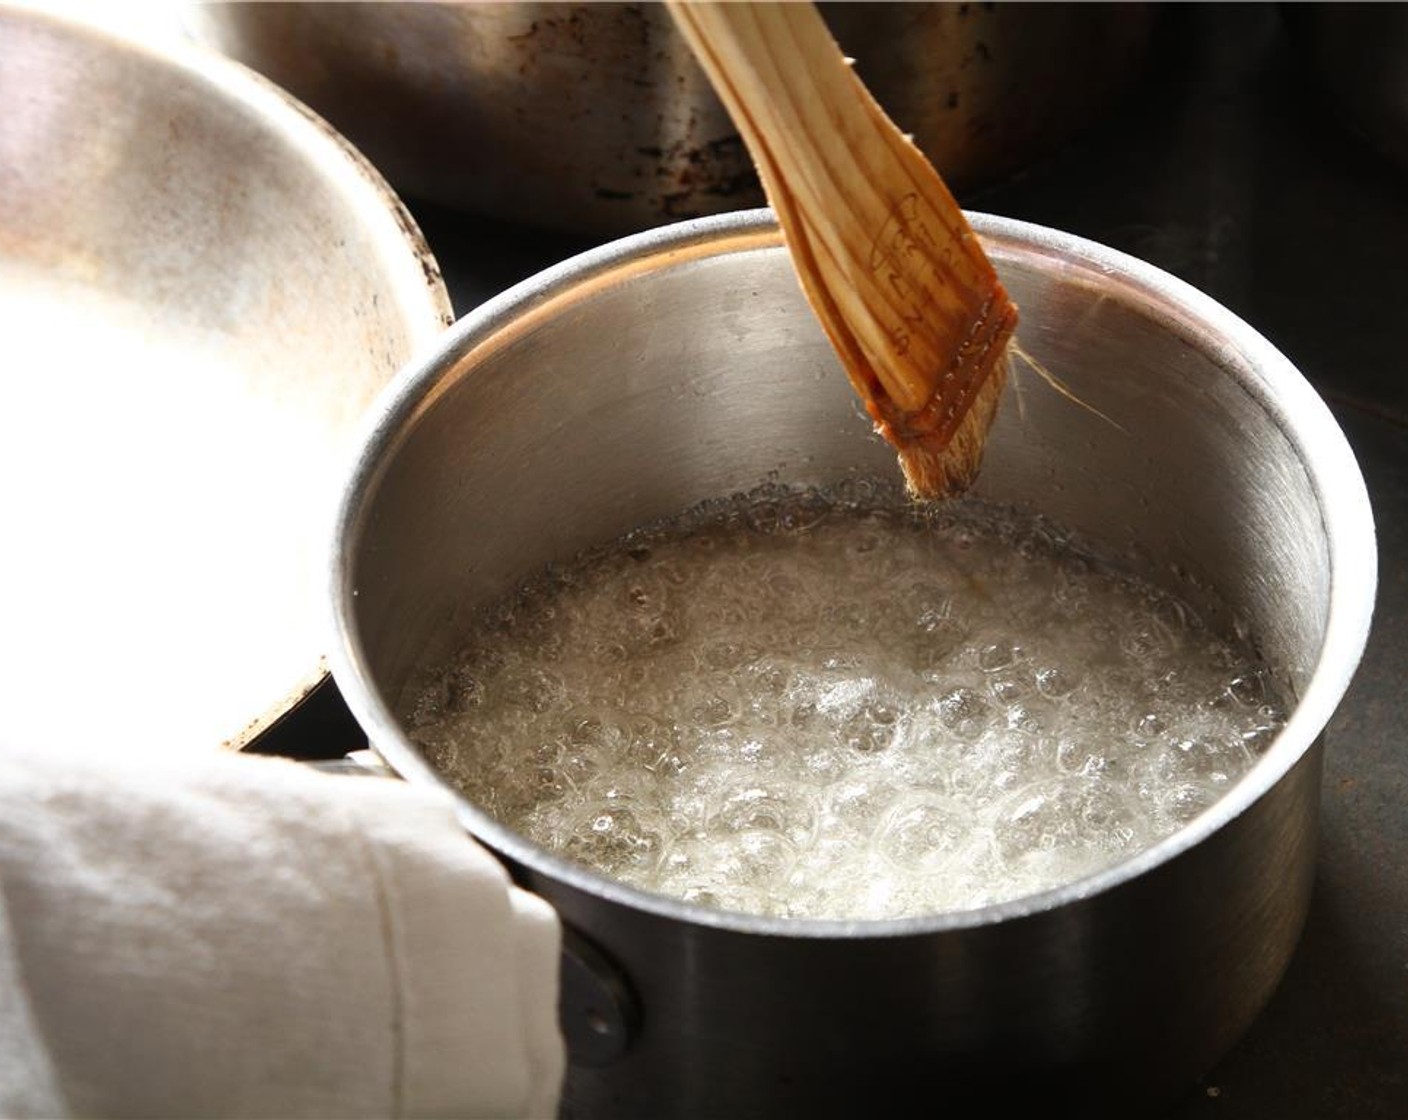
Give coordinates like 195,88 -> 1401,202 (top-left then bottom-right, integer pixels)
893,349 -> 1010,500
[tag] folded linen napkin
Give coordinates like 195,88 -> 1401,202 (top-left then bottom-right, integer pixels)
0,738 -> 563,1119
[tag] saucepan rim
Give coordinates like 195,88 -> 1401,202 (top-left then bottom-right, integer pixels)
327,208 -> 1376,939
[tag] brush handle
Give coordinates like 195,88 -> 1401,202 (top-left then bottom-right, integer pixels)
666,1 -> 1004,416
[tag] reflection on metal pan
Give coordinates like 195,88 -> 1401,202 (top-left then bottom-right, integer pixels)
0,6 -> 451,755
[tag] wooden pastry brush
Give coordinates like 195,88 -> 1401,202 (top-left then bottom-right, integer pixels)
666,1 -> 1018,499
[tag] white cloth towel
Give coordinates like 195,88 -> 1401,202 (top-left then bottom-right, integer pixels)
0,739 -> 564,1119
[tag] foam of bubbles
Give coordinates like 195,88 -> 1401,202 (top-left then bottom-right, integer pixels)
405,486 -> 1289,921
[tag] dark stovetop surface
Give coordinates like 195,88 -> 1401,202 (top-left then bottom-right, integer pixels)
263,6 -> 1408,1116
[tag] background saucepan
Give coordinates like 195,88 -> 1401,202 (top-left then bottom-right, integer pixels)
189,0 -> 1157,236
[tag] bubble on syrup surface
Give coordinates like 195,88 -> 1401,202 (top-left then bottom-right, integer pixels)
937,687 -> 991,739
713,784 -> 817,846
840,696 -> 903,754
978,640 -> 1023,673
1226,669 -> 1267,707
1035,665 -> 1078,699
561,805 -> 663,875
877,793 -> 966,869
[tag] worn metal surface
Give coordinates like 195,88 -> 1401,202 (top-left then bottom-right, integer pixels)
0,5 -> 451,755
326,210 -> 1372,1116
189,1 -> 1154,236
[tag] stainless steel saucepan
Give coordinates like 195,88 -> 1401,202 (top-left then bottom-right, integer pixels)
328,210 -> 1374,1116
0,4 -> 452,756
190,1 -> 1156,235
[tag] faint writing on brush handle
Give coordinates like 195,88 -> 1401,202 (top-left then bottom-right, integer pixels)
868,193 -> 943,358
